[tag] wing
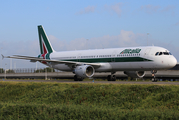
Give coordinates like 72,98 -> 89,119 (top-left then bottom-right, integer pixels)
2,55 -> 101,68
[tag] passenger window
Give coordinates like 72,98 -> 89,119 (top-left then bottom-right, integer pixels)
155,52 -> 159,56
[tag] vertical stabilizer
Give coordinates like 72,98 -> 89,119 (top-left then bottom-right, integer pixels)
38,25 -> 54,54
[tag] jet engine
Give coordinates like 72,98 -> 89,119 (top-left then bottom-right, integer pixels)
74,65 -> 95,78
124,71 -> 145,78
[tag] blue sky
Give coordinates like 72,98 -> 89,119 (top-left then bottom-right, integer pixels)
0,0 -> 179,69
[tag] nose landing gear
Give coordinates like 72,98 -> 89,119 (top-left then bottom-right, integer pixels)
151,70 -> 157,82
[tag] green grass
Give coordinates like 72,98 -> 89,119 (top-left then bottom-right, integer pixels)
0,82 -> 179,119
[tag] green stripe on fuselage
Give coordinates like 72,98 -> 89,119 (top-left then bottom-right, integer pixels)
61,57 -> 152,63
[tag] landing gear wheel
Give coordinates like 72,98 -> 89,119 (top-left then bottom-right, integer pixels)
107,75 -> 111,81
74,75 -> 83,81
112,75 -> 116,81
79,78 -> 83,81
151,70 -> 157,82
74,75 -> 78,81
152,78 -> 157,82
107,75 -> 116,81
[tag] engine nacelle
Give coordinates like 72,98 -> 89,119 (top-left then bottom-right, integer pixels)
74,65 -> 95,78
124,71 -> 145,78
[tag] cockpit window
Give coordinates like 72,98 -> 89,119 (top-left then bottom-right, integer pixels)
159,52 -> 163,55
155,51 -> 172,56
163,52 -> 169,55
169,52 -> 172,55
155,52 -> 159,56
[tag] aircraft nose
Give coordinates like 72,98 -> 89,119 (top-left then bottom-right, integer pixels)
169,56 -> 177,68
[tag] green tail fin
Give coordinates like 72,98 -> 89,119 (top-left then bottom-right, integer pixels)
38,25 -> 54,54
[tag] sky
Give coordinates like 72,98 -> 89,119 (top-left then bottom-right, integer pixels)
0,0 -> 179,69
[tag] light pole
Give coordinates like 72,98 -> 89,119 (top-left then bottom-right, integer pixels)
36,62 -> 38,73
4,64 -> 7,80
147,33 -> 149,46
0,47 -> 2,73
14,62 -> 16,73
45,67 -> 47,80
86,39 -> 88,49
10,58 -> 12,70
0,57 -> 1,73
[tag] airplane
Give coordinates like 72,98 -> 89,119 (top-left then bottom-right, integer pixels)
3,25 -> 177,82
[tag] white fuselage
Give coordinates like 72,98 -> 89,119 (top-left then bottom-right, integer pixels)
47,46 -> 177,72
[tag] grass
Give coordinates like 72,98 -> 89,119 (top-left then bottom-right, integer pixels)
0,81 -> 179,119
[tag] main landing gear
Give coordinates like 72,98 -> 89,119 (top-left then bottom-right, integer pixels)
107,72 -> 116,81
74,75 -> 83,81
151,70 -> 157,82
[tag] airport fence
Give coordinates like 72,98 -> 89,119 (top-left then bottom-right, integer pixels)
0,67 -> 62,74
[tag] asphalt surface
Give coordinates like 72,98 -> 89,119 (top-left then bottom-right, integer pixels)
0,79 -> 179,85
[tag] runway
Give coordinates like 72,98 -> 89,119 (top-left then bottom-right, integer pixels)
0,79 -> 179,85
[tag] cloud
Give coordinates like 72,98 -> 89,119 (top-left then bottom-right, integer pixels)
2,30 -> 145,55
0,40 -> 44,69
161,5 -> 175,13
174,21 -> 179,26
161,5 -> 175,16
140,4 -> 175,15
51,30 -> 145,51
105,3 -> 122,17
76,3 -> 123,17
0,30 -> 147,68
140,4 -> 160,14
77,6 -> 96,15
